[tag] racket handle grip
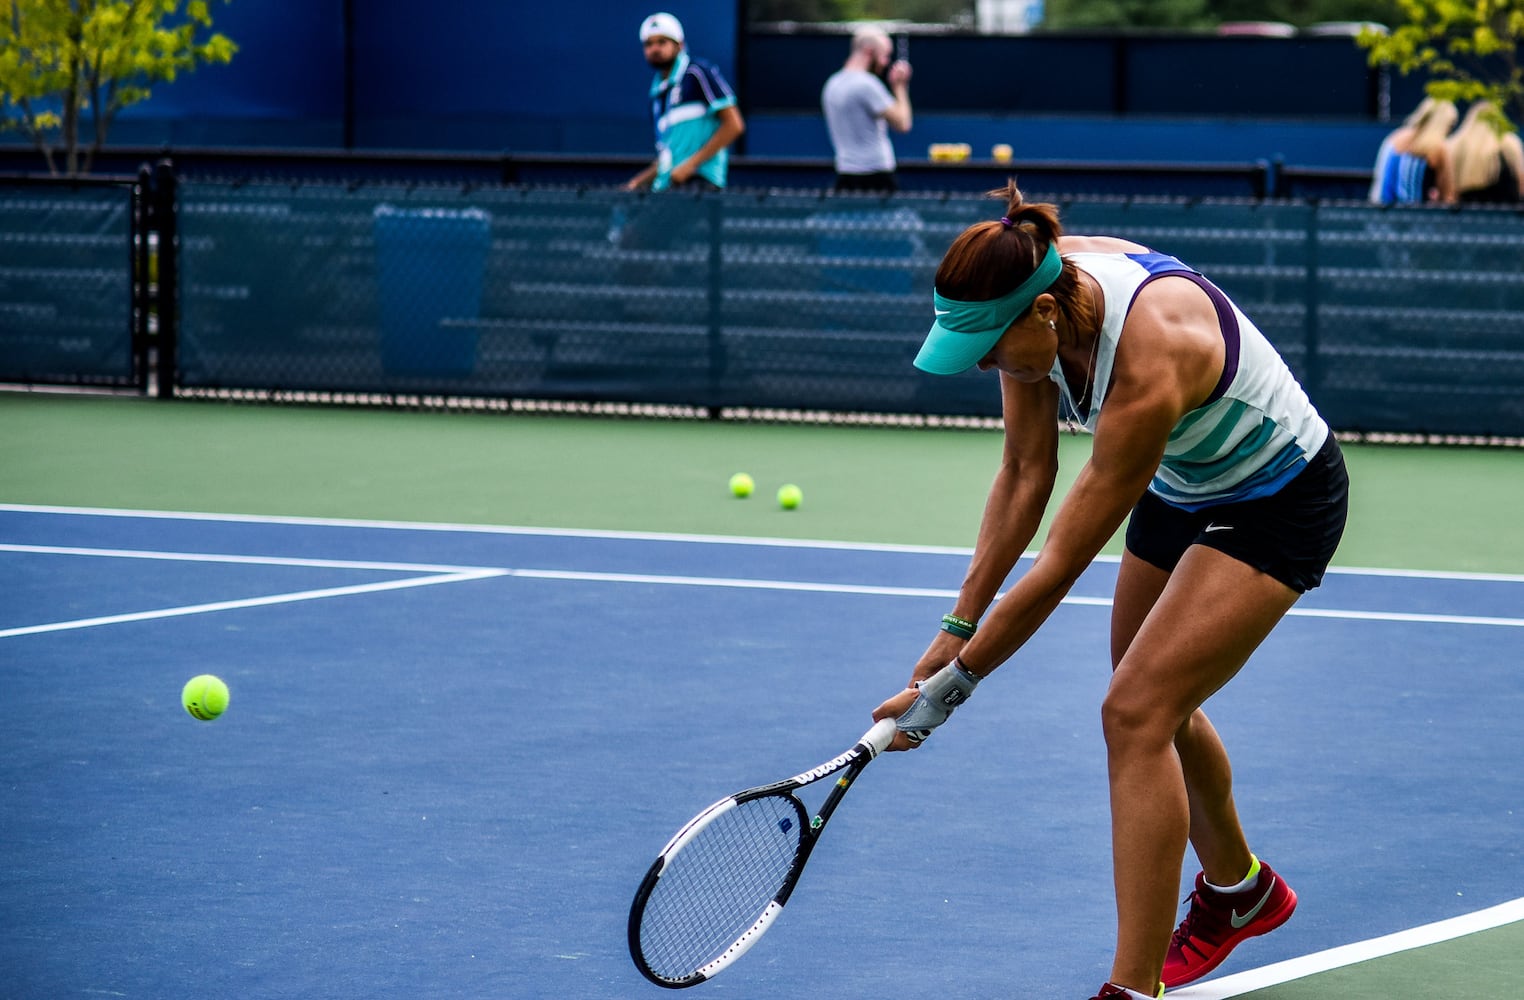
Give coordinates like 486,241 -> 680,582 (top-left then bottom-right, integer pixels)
862,717 -> 899,756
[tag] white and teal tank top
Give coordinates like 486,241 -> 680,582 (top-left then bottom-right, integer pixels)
1052,250 -> 1329,510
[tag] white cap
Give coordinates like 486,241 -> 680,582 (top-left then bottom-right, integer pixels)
639,12 -> 684,44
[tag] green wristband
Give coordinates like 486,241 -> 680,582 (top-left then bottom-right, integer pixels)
940,613 -> 977,639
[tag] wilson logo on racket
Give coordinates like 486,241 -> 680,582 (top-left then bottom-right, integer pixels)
789,748 -> 862,785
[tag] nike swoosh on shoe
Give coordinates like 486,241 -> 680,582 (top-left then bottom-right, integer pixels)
1230,879 -> 1277,929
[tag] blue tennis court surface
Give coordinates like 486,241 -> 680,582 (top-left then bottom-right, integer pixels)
3,505 -> 1521,999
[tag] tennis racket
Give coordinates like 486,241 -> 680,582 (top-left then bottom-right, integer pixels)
627,717 -> 899,989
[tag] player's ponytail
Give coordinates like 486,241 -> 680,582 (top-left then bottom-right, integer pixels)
935,179 -> 1075,320
992,180 -> 1064,249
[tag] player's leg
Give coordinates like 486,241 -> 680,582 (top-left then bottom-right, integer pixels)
1101,441 -> 1348,996
1111,527 -> 1252,907
1175,704 -> 1252,884
1103,547 -> 1181,997
1101,544 -> 1300,994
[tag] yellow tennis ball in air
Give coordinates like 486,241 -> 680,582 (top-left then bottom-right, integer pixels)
728,472 -> 755,498
182,674 -> 230,721
777,484 -> 803,510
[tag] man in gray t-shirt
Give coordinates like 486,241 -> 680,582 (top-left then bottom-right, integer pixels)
821,27 -> 912,192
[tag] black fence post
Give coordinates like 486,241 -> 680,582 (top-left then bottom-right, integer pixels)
132,165 -> 154,393
1269,156 -> 1286,199
151,158 -> 179,399
1252,159 -> 1269,200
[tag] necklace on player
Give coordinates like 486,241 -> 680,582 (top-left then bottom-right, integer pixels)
1065,327 -> 1103,435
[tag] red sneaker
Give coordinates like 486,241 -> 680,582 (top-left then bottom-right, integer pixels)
1162,860 -> 1298,987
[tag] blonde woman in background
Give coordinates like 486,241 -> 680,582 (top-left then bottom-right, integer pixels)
1447,101 -> 1524,204
1369,97 -> 1458,204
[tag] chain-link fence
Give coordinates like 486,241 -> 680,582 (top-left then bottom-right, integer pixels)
10,174 -> 1524,437
0,175 -> 147,389
174,182 -> 1524,435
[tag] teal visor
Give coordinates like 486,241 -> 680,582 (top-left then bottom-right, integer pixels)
914,243 -> 1064,375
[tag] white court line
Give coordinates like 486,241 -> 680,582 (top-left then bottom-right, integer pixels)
518,567 -> 1116,605
8,541 -> 1522,629
1170,896 -> 1524,998
0,542 -> 500,575
513,567 -> 962,599
1287,605 -> 1524,628
0,503 -> 976,556
516,569 -> 1524,628
6,546 -> 1523,636
6,503 -> 1524,582
0,569 -> 507,638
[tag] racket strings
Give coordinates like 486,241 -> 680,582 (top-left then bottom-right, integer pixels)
638,794 -> 805,979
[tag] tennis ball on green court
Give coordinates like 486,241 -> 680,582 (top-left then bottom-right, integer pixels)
728,472 -> 755,498
777,484 -> 803,510
182,674 -> 230,721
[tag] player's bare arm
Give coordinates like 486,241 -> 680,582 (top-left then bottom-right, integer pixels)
906,374 -> 1060,686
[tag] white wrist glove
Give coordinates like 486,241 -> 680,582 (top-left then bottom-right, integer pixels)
895,659 -> 980,743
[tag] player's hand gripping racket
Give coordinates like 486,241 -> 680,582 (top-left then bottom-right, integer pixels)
627,717 -> 898,988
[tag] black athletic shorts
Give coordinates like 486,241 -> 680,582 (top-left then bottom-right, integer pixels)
1125,435 -> 1349,593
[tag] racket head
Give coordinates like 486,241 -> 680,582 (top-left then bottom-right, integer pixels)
628,791 -> 809,988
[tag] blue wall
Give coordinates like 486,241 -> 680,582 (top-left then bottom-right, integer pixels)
87,1 -> 737,153
5,1 -> 1407,173
347,1 -> 738,153
98,0 -> 739,154
105,0 -> 347,146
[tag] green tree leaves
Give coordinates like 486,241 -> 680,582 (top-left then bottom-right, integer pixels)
1359,0 -> 1524,130
0,0 -> 237,175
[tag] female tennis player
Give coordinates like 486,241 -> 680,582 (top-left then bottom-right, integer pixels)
873,182 -> 1348,999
